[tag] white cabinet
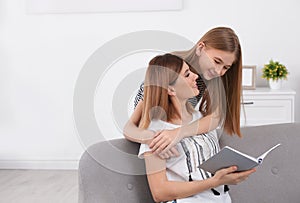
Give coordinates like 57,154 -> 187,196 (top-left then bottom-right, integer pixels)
241,88 -> 296,126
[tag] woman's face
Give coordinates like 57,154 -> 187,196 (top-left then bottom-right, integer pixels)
196,44 -> 236,80
171,62 -> 199,100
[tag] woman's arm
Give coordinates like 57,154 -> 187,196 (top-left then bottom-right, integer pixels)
145,152 -> 256,202
123,101 -> 154,144
150,113 -> 219,154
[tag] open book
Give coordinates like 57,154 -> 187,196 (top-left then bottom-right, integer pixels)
199,144 -> 281,174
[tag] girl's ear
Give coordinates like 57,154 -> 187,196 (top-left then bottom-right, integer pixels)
168,86 -> 176,96
196,42 -> 205,56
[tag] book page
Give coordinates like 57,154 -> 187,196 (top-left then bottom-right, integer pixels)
224,146 -> 258,163
257,143 -> 281,163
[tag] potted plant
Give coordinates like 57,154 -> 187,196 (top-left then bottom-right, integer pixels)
262,59 -> 289,89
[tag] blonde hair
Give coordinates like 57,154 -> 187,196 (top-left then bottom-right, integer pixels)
173,27 -> 243,137
139,54 -> 193,129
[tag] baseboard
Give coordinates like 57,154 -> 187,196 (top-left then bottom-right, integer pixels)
0,160 -> 79,170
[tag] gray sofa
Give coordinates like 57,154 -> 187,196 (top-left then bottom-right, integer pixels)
78,123 -> 300,203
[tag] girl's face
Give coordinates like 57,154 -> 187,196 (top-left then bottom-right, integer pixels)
170,62 -> 199,100
196,44 -> 236,80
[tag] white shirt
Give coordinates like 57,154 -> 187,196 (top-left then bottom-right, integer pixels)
138,111 -> 231,203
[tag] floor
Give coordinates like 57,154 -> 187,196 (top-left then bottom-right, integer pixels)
0,169 -> 78,203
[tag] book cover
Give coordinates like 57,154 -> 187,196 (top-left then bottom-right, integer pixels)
199,143 -> 281,174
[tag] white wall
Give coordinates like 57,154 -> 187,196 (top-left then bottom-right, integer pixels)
0,0 -> 299,169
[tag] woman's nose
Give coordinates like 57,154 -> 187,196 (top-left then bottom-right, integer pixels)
193,72 -> 199,80
192,73 -> 199,81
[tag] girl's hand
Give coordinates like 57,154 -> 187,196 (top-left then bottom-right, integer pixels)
157,146 -> 180,159
212,166 -> 256,186
149,128 -> 181,154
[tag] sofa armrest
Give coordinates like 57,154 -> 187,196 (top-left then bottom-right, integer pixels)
78,139 -> 154,203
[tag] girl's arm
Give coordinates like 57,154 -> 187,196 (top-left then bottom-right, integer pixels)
145,152 -> 256,202
123,101 -> 154,144
149,113 -> 220,154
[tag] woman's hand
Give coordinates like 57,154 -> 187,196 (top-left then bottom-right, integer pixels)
212,166 -> 256,186
149,128 -> 181,155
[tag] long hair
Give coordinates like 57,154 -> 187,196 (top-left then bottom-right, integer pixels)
173,27 -> 242,137
139,54 -> 192,129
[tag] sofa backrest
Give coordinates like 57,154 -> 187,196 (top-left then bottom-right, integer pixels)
78,123 -> 300,203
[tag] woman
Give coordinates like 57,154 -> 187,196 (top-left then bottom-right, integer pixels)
124,27 -> 243,157
138,53 -> 255,202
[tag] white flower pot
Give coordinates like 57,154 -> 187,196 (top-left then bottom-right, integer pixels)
269,79 -> 282,90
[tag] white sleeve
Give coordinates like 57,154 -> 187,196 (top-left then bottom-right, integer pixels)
138,119 -> 173,159
138,143 -> 151,159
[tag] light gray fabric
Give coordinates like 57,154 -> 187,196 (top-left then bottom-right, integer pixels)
78,139 -> 154,203
78,123 -> 300,203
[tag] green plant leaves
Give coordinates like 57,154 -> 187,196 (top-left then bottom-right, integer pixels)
262,59 -> 288,81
